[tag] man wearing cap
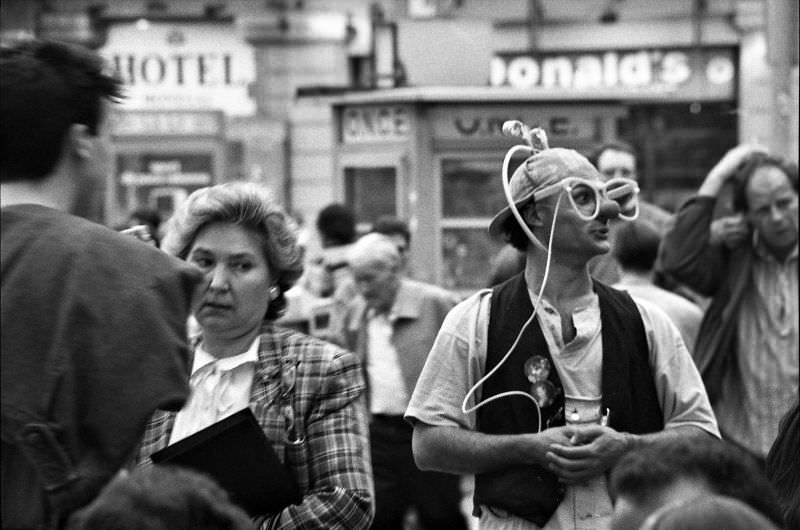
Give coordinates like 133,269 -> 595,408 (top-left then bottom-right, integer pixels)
405,140 -> 719,529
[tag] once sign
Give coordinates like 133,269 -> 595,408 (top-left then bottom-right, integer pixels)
342,106 -> 411,143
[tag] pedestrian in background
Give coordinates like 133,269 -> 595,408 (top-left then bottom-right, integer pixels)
337,233 -> 467,530
1,38 -> 201,529
282,202 -> 359,338
588,141 -> 673,285
612,219 -> 703,355
371,215 -> 413,275
123,205 -> 163,247
660,144 -> 799,466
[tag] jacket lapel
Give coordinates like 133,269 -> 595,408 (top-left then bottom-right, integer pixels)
249,323 -> 284,415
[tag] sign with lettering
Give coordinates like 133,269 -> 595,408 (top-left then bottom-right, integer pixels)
112,111 -> 222,137
118,155 -> 213,187
341,106 -> 411,143
431,105 -> 625,141
490,47 -> 736,100
101,23 -> 256,116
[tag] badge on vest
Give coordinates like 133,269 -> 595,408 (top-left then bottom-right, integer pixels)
523,355 -> 559,409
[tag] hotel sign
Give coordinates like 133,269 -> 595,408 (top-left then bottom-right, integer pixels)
490,47 -> 736,100
101,23 -> 256,116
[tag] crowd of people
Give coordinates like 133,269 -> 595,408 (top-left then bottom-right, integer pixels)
2,38 -> 798,530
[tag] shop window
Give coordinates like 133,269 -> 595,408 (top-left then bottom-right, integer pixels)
441,158 -> 507,217
344,166 -> 397,225
441,227 -> 505,292
116,152 -> 214,223
618,102 -> 737,212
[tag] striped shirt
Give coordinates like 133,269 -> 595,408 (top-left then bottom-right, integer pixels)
718,239 -> 799,458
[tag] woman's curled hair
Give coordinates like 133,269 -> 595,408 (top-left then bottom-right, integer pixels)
162,182 -> 304,320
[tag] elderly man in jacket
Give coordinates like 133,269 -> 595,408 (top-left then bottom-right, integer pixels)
338,233 -> 467,530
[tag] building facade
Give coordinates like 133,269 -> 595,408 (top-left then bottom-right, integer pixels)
2,0 -> 796,291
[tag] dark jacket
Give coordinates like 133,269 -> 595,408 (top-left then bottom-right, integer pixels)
659,195 -> 754,403
338,279 -> 459,400
1,205 -> 201,529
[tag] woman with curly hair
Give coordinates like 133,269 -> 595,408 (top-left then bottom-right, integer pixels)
136,182 -> 374,529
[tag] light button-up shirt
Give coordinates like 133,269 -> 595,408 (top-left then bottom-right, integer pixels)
169,337 -> 260,444
721,239 -> 799,457
366,311 -> 410,415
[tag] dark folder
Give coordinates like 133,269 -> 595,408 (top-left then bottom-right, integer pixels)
151,407 -> 301,516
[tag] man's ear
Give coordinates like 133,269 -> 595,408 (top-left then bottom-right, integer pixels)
67,123 -> 93,159
522,203 -> 544,227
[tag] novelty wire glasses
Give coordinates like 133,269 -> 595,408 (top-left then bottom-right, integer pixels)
533,176 -> 641,221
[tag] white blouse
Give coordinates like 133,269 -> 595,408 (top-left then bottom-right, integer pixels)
169,337 -> 260,444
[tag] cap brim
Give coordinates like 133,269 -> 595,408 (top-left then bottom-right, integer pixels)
488,207 -> 513,239
487,194 -> 536,240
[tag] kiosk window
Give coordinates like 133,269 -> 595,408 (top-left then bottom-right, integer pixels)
441,159 -> 507,217
116,153 -> 213,221
440,156 -> 524,291
441,227 -> 505,291
344,166 -> 397,223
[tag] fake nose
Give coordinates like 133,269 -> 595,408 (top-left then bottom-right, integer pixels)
597,196 -> 621,219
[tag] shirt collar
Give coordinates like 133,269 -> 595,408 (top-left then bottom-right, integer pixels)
365,279 -> 418,321
192,336 -> 260,376
390,280 -> 419,320
752,230 -> 799,263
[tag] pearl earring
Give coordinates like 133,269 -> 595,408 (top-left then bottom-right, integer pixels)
268,285 -> 280,301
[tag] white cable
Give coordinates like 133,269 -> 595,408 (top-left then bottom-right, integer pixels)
500,145 -> 548,253
461,147 -> 564,433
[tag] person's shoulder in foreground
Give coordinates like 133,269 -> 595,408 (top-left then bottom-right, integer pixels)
609,436 -> 784,529
65,466 -> 253,530
638,494 -> 780,530
1,37 -> 202,529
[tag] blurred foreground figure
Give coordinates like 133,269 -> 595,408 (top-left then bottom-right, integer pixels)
136,182 -> 374,529
608,436 -> 783,529
638,495 -> 779,530
1,39 -> 201,528
661,145 -> 799,464
66,466 -> 251,530
766,398 -> 800,529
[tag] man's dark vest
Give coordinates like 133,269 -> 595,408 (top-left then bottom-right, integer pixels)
474,273 -> 663,526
